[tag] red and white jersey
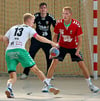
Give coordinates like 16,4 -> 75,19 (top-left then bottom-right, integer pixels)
54,19 -> 83,49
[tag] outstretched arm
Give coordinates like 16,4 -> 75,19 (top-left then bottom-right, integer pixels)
35,34 -> 57,47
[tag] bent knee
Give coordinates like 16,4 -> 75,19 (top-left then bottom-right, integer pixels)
31,65 -> 40,73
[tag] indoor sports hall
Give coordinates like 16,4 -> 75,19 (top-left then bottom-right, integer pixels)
0,0 -> 100,101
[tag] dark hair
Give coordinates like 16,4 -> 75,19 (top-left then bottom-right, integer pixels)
39,2 -> 47,8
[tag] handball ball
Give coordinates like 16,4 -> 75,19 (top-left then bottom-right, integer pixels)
49,47 -> 60,58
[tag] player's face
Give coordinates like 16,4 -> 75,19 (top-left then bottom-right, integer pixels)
62,10 -> 72,21
29,17 -> 35,27
39,5 -> 47,14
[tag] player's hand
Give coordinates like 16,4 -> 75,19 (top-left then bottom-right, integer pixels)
56,43 -> 60,48
75,49 -> 82,59
51,42 -> 59,48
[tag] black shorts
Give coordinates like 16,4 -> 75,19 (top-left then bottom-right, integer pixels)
56,47 -> 83,62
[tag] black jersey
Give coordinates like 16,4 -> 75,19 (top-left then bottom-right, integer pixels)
34,12 -> 56,40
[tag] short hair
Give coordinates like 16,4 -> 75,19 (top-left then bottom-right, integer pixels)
39,2 -> 47,8
23,13 -> 34,22
63,6 -> 72,13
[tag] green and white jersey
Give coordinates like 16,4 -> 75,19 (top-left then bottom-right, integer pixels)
5,24 -> 37,50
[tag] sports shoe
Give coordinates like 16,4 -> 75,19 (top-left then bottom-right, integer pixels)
5,88 -> 14,98
20,74 -> 28,80
89,84 -> 100,93
41,85 -> 49,92
48,85 -> 60,95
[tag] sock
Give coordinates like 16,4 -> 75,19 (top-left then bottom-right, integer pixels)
7,82 -> 12,89
86,77 -> 93,86
47,78 -> 51,84
43,78 -> 51,86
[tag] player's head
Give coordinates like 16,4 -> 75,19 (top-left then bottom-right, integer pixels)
39,2 -> 48,14
23,13 -> 35,27
62,6 -> 72,21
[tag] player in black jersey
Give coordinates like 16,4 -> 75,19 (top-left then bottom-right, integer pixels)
20,2 -> 56,84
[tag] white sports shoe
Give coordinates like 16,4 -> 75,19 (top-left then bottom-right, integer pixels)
5,88 -> 14,98
89,84 -> 100,93
20,74 -> 28,80
48,85 -> 60,95
41,85 -> 49,92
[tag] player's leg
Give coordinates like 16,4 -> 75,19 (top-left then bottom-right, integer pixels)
20,49 -> 60,95
42,59 -> 59,92
47,47 -> 67,79
20,39 -> 41,79
40,44 -> 53,92
5,50 -> 18,98
70,48 -> 100,93
47,59 -> 59,78
5,72 -> 17,98
42,44 -> 55,82
42,45 -> 59,92
78,61 -> 100,93
78,61 -> 90,78
30,65 -> 46,81
42,47 -> 67,92
42,44 -> 52,73
30,65 -> 59,95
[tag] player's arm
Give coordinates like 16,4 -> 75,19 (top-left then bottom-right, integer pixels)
3,36 -> 9,46
34,33 -> 57,47
3,28 -> 11,46
77,35 -> 82,51
0,35 -> 3,41
53,20 -> 60,43
0,35 -> 9,46
75,22 -> 83,58
51,17 -> 56,27
75,35 -> 82,58
49,14 -> 56,27
53,34 -> 58,43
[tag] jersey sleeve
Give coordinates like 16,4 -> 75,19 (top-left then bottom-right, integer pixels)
5,29 -> 11,38
76,24 -> 83,37
29,28 -> 38,38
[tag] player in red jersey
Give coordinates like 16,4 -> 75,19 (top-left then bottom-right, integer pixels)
42,6 -> 100,93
